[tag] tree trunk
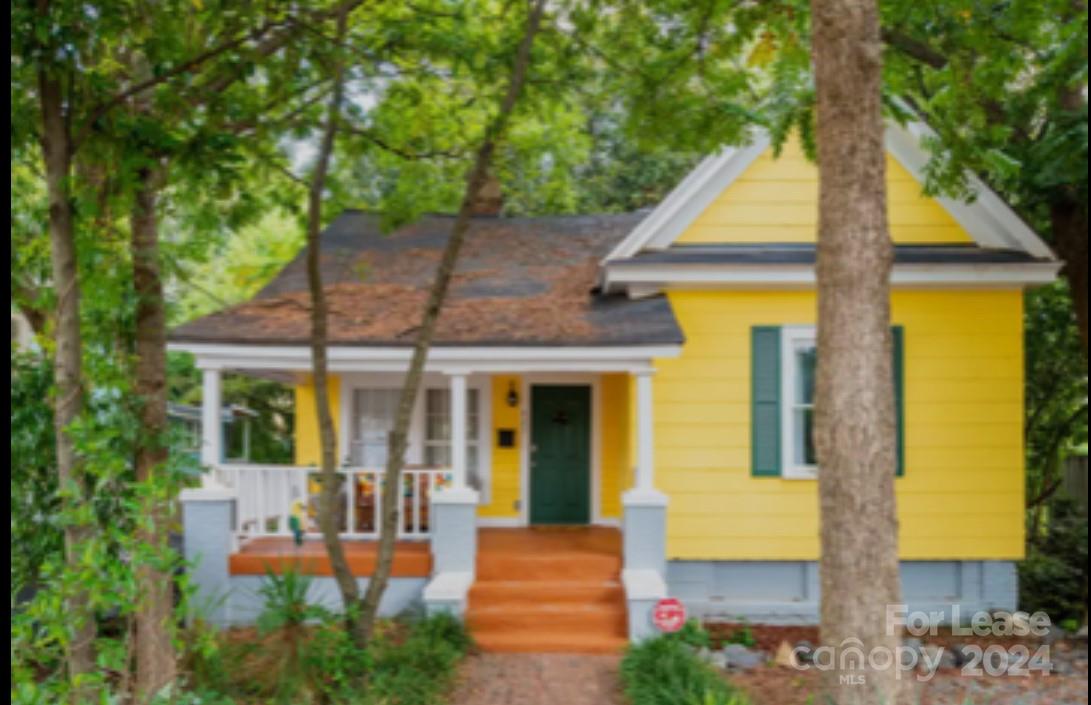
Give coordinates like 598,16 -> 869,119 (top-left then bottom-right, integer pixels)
810,1 -> 911,703
130,165 -> 178,701
38,67 -> 100,702
355,0 -> 547,645
304,8 -> 362,635
1050,200 -> 1088,356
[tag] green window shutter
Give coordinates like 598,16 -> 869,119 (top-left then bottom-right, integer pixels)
893,325 -> 906,477
751,326 -> 781,477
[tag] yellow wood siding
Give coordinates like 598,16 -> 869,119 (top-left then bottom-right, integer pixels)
678,138 -> 973,245
294,375 -> 342,466
656,289 -> 1025,561
480,375 -> 522,518
600,373 -> 632,519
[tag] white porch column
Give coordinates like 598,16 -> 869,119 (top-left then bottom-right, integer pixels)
427,372 -> 479,616
634,369 -> 656,492
622,368 -> 668,641
201,367 -> 223,468
449,372 -> 468,489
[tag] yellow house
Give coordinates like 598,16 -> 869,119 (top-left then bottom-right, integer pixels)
171,118 -> 1059,650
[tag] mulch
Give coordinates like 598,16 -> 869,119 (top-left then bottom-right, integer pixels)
447,652 -> 625,705
711,624 -> 1089,705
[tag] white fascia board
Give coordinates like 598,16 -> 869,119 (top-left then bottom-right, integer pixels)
604,261 -> 1061,290
167,342 -> 681,372
884,120 -> 1055,259
601,133 -> 770,263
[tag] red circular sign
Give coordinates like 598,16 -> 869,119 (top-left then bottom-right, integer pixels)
652,597 -> 687,633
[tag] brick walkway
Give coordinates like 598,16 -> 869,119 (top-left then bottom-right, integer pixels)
447,653 -> 625,705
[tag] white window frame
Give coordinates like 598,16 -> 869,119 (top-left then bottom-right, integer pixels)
780,326 -> 818,479
422,386 -> 484,492
337,372 -> 492,503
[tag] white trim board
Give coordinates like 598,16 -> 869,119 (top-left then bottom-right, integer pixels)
601,133 -> 771,263
168,343 -> 681,373
603,261 -> 1062,292
603,118 -> 1056,264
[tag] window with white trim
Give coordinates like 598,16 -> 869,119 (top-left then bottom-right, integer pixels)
781,326 -> 817,478
423,388 -> 481,488
351,388 -> 400,467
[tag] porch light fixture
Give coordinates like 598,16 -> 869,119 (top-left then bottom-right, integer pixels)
506,381 -> 520,408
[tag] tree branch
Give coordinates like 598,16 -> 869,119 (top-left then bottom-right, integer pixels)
880,28 -> 948,69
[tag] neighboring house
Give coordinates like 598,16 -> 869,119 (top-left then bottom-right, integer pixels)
171,118 -> 1060,651
11,310 -> 37,353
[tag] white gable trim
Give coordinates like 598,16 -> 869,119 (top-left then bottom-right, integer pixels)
601,133 -> 771,262
884,120 -> 1053,258
605,119 -> 1055,262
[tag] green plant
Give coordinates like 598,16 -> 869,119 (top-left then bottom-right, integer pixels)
361,612 -> 473,705
724,620 -> 757,648
621,634 -> 750,705
257,569 -> 327,634
301,617 -> 371,702
676,618 -> 712,649
1019,496 -> 1089,625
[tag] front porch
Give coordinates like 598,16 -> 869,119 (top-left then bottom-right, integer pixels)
177,345 -> 673,646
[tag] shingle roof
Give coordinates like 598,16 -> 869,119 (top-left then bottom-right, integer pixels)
170,210 -> 684,347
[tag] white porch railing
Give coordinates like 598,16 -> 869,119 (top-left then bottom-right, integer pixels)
211,464 -> 451,542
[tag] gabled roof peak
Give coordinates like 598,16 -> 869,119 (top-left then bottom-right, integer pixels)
604,118 -> 1055,263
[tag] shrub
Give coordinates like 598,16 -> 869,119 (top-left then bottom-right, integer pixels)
362,612 -> 473,705
621,626 -> 750,705
1019,497 -> 1088,625
179,582 -> 471,705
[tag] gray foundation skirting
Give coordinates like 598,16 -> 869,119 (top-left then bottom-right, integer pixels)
668,559 -> 1018,625
223,576 -> 427,625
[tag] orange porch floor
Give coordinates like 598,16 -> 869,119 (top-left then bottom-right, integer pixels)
228,537 -> 432,577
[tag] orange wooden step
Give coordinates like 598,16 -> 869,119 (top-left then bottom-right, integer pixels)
467,602 -> 627,635
471,630 -> 629,654
475,554 -> 622,582
468,580 -> 624,607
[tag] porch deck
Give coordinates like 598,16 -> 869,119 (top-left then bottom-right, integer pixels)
228,537 -> 432,577
477,526 -> 622,557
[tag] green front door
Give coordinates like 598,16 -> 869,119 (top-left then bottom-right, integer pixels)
530,385 -> 591,525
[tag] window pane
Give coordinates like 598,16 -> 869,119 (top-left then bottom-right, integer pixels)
795,345 -> 816,405
467,445 -> 481,490
424,388 -> 478,441
467,390 -> 479,438
425,389 -> 449,442
793,407 -> 816,466
353,389 -> 399,466
424,444 -> 450,468
423,388 -> 480,478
